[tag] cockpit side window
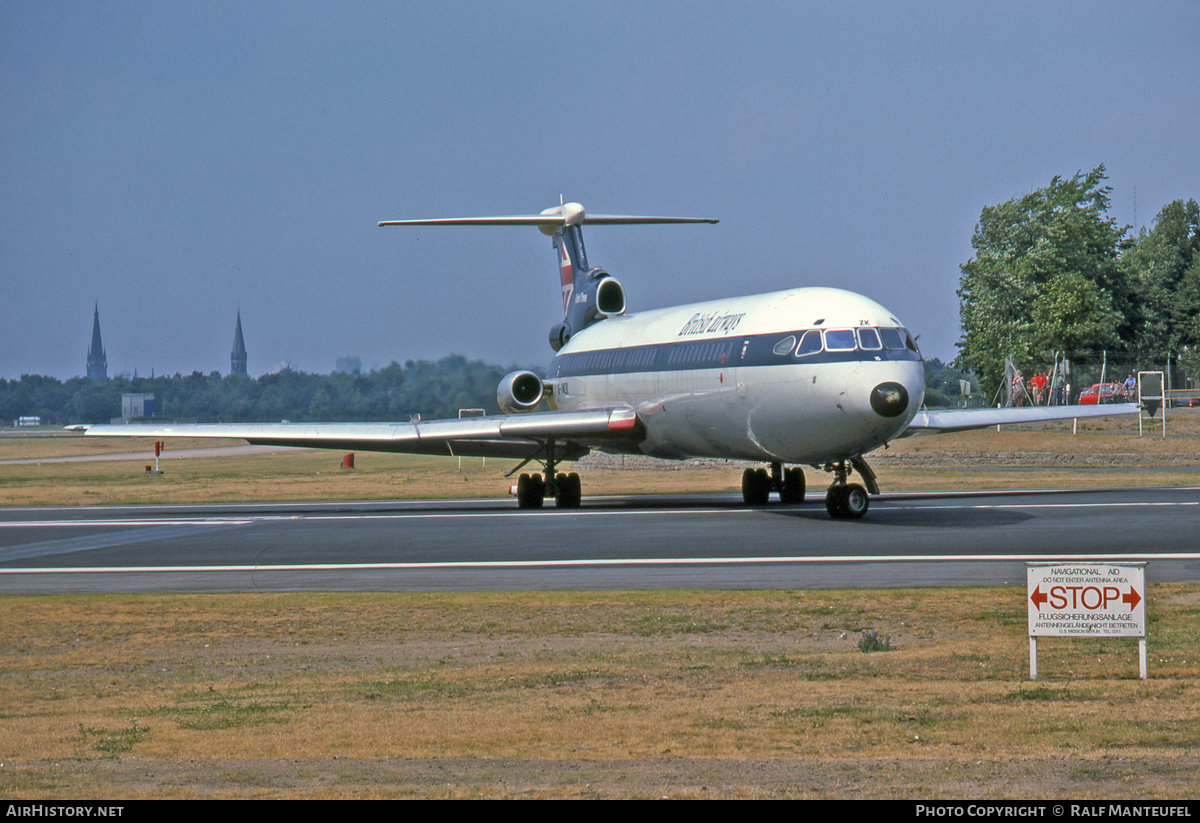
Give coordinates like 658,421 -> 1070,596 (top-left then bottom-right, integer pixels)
772,335 -> 797,356
795,329 -> 823,356
905,329 -> 920,354
823,329 -> 857,351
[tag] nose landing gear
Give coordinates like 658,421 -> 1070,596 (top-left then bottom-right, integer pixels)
822,457 -> 878,520
825,481 -> 869,519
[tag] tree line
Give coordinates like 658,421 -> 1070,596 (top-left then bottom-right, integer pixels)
956,165 -> 1200,398
6,353 -> 981,426
1,355 -> 532,425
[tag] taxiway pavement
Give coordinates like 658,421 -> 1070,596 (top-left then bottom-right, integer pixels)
1,486 -> 1198,593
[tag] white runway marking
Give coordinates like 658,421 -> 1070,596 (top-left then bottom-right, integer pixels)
5,552 -> 1200,576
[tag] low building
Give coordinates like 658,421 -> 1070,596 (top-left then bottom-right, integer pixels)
121,393 -> 155,422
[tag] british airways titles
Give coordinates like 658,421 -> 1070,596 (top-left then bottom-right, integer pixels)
678,310 -> 746,337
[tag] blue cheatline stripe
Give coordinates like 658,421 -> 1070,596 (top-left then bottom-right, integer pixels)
549,329 -> 921,379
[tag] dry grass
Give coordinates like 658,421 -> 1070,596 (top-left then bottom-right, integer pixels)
1,587 -> 1199,798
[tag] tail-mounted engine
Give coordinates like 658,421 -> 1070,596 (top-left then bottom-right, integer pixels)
497,370 -> 545,414
547,268 -> 626,352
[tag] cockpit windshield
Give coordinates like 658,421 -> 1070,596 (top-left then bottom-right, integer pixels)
823,329 -> 857,351
789,326 -> 918,357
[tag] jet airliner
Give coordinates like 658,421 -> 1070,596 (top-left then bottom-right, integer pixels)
84,202 -> 1138,518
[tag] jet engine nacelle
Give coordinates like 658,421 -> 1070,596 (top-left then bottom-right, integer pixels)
549,270 -> 627,352
497,370 -> 544,414
548,321 -> 572,352
592,273 -> 626,318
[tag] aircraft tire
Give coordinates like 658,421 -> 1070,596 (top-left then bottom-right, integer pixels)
824,486 -> 845,518
780,468 -> 805,504
825,484 -> 869,519
517,473 -> 545,509
555,472 -> 582,508
755,468 -> 770,504
843,483 -> 869,518
742,467 -> 770,505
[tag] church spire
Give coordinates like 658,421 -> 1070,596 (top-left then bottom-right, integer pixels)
86,303 -> 107,381
231,310 -> 248,376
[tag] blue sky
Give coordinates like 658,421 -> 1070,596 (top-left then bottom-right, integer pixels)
3,1 -> 1197,380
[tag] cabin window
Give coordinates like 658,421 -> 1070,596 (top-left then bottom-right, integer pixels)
795,329 -> 823,356
857,328 -> 882,350
773,335 -> 797,356
823,329 -> 857,351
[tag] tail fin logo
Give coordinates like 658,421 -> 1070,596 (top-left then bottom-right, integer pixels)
559,240 -> 574,315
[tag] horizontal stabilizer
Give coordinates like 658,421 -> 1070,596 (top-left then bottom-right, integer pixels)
380,202 -> 717,230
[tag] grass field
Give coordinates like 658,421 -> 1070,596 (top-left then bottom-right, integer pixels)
1,412 -> 1198,798
1,588 -> 1198,799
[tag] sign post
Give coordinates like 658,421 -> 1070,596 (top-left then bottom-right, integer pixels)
1138,371 -> 1165,436
1027,562 -> 1147,679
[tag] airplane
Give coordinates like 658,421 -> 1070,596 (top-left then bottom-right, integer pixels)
83,202 -> 1139,519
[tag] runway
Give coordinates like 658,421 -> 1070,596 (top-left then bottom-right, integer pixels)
2,485 -> 1198,593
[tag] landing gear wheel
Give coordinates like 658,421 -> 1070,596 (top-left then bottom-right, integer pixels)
516,473 -> 545,509
825,483 -> 868,519
554,472 -> 582,508
780,467 -> 805,504
824,486 -> 843,518
842,483 -> 868,518
741,467 -> 771,505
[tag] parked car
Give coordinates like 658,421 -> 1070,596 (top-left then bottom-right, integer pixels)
1078,383 -> 1126,404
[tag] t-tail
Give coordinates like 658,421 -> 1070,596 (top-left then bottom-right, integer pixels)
379,202 -> 717,351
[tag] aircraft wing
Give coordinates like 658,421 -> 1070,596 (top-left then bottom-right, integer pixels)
901,403 -> 1141,435
82,408 -> 643,461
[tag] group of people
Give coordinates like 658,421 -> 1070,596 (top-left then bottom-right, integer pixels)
1011,369 -> 1066,406
1011,369 -> 1138,406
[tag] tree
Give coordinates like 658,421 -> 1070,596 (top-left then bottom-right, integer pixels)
1119,199 -> 1200,362
1029,271 -> 1121,356
956,165 -> 1128,396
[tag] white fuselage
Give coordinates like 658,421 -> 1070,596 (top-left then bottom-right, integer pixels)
545,286 -> 925,464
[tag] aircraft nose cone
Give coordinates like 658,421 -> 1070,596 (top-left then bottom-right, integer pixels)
870,381 -> 909,418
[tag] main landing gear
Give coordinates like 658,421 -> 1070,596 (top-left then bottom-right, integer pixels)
515,470 -> 581,509
512,438 -> 583,509
740,457 -> 877,520
741,461 -> 806,505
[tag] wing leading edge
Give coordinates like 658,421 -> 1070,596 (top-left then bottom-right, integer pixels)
902,403 -> 1141,435
82,408 -> 643,461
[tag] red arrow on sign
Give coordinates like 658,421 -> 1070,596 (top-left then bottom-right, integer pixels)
1123,587 -> 1142,610
1030,586 -> 1047,610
